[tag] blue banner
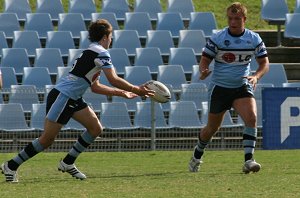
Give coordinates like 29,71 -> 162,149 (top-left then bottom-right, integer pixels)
262,88 -> 300,149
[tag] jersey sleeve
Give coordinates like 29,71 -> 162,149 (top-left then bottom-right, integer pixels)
94,51 -> 114,69
253,33 -> 268,58
202,33 -> 219,59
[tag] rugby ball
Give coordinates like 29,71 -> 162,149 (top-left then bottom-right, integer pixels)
145,80 -> 171,103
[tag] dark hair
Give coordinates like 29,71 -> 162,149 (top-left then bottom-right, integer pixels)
88,19 -> 113,42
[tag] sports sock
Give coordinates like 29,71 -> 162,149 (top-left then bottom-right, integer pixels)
243,127 -> 257,161
193,138 -> 209,159
63,130 -> 96,165
8,138 -> 44,171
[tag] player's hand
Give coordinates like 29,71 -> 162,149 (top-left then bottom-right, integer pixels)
121,91 -> 138,99
200,69 -> 212,80
243,75 -> 258,89
134,84 -> 155,97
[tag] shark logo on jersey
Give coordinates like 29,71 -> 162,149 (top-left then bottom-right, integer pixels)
224,40 -> 231,47
94,57 -> 112,67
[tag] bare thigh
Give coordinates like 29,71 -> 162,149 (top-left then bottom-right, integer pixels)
72,106 -> 103,137
233,97 -> 257,128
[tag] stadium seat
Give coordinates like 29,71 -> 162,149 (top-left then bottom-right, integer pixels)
221,111 -> 242,128
134,0 -> 162,21
91,12 -> 119,30
295,0 -> 300,13
189,12 -> 218,38
64,118 -> 86,131
259,63 -> 288,87
22,67 -> 53,92
124,66 -> 152,85
0,13 -> 20,39
99,71 -> 113,87
157,65 -> 187,91
0,103 -> 34,131
169,101 -> 203,128
0,31 -> 8,56
36,0 -> 64,23
67,49 -> 84,66
46,31 -> 75,57
167,0 -> 195,21
178,30 -> 206,55
58,13 -> 87,39
168,47 -> 198,74
79,31 -> 91,49
44,84 -> 56,99
249,57 -> 259,72
134,47 -> 164,74
256,100 -> 263,128
82,88 -> 108,113
111,95 -> 142,112
109,48 -> 131,75
24,13 -> 54,40
200,101 -> 209,124
56,66 -> 71,83
30,103 -> 46,131
100,102 -> 137,130
101,0 -> 130,22
180,83 -> 208,110
1,48 -> 31,75
4,0 -> 31,23
146,30 -> 175,56
134,101 -> 168,129
34,48 -> 64,75
112,30 -> 142,57
68,0 -> 96,22
0,67 -> 18,92
261,0 -> 289,46
284,13 -> 300,39
124,12 -> 152,39
160,84 -> 176,112
156,12 -> 185,38
12,31 -> 42,58
190,64 -> 213,86
9,85 -> 40,112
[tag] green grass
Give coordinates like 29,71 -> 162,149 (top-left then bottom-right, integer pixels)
1,150 -> 300,198
0,0 -> 297,30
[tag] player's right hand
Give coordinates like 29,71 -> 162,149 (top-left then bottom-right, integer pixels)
200,69 -> 212,80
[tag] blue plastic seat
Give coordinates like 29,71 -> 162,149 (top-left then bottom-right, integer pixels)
189,12 -> 218,38
134,47 -> 163,74
169,101 -> 203,128
124,12 -> 152,39
9,85 -> 40,112
0,67 -> 18,92
0,13 -> 20,39
108,48 -> 131,75
22,67 -> 53,92
34,48 -> 64,75
112,30 -> 142,57
258,63 -> 288,87
31,103 -> 46,131
68,0 -> 96,21
284,13 -> 300,39
1,48 -> 31,75
58,13 -> 87,39
168,47 -> 197,74
157,65 -> 187,91
0,103 -> 34,131
146,30 -> 175,56
82,88 -> 108,113
178,30 -> 206,55
167,0 -> 195,21
24,13 -> 54,40
36,0 -> 65,22
79,31 -> 91,49
190,64 -> 213,87
0,31 -> 8,56
134,0 -> 162,21
156,12 -> 184,38
101,0 -> 130,22
4,0 -> 31,23
124,66 -> 152,85
111,95 -> 142,112
46,31 -> 75,57
295,0 -> 300,13
180,83 -> 208,110
91,12 -> 119,30
67,49 -> 84,66
134,101 -> 168,128
56,66 -> 71,83
12,31 -> 42,58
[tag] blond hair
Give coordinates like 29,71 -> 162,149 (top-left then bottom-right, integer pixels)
227,2 -> 247,17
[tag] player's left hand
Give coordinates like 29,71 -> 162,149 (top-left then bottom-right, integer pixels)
134,84 -> 155,97
243,75 -> 258,89
121,91 -> 138,99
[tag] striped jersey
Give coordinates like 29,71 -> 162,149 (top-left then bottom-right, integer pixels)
55,43 -> 113,100
203,27 -> 267,88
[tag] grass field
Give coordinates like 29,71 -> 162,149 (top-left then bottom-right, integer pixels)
1,150 -> 300,198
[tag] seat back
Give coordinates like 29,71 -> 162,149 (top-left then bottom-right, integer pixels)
168,47 -> 197,74
58,13 -> 87,38
101,0 -> 130,21
156,12 -> 184,38
9,85 -> 39,112
112,30 -> 141,56
31,103 -> 46,130
178,30 -> 206,55
167,0 -> 194,20
108,48 -> 131,74
134,47 -> 163,73
169,101 -> 202,128
36,0 -> 65,21
0,31 -> 8,57
180,83 -> 208,110
112,95 -> 142,112
124,66 -> 152,85
22,67 -> 52,91
0,13 -> 20,39
12,31 -> 42,57
261,0 -> 288,22
124,12 -> 152,38
189,12 -> 217,37
146,30 -> 174,55
157,65 -> 187,90
134,0 -> 162,21
4,0 -> 31,22
24,13 -> 54,39
56,66 -> 71,83
82,88 -> 107,112
1,48 -> 31,74
34,48 -> 64,74
259,63 -> 287,87
79,31 -> 91,49
0,67 -> 18,91
91,12 -> 119,30
46,31 -> 75,56
284,13 -> 300,39
68,0 -> 96,21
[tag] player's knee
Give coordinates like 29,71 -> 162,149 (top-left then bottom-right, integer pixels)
87,123 -> 103,137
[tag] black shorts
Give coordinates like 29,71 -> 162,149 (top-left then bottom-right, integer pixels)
209,84 -> 254,113
46,88 -> 88,125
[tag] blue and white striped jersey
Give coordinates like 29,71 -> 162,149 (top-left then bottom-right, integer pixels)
203,27 -> 267,88
55,43 -> 113,100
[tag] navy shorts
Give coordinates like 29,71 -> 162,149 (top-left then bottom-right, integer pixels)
209,84 -> 254,113
46,88 -> 88,125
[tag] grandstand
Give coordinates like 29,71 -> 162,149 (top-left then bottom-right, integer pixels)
0,0 -> 300,152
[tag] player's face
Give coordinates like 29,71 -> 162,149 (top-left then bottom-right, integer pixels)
101,33 -> 112,49
227,10 -> 246,35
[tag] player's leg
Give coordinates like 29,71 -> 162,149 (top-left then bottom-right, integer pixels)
58,105 -> 102,180
189,111 -> 226,172
233,97 -> 261,173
